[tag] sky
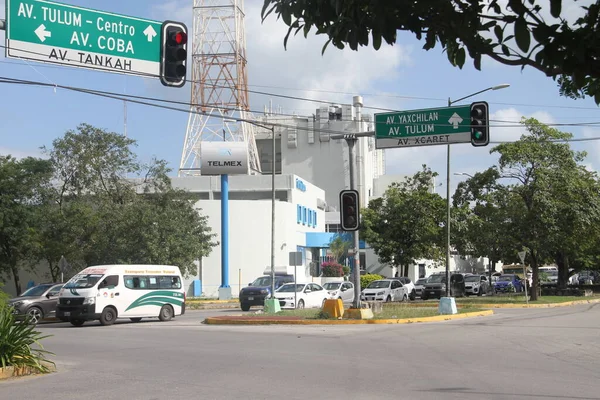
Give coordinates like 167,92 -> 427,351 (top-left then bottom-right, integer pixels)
1,0 -> 599,196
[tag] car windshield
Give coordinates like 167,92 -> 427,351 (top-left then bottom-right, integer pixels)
20,284 -> 53,297
367,281 -> 390,289
64,274 -> 104,289
428,275 -> 446,283
323,282 -> 341,290
251,277 -> 272,286
277,284 -> 305,292
499,276 -> 513,281
465,276 -> 481,282
416,279 -> 428,285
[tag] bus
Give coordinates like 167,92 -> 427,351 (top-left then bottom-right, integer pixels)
56,264 -> 185,327
502,264 -> 531,279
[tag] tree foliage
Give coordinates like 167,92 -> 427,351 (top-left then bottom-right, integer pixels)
0,156 -> 53,295
261,0 -> 600,103
361,165 -> 445,275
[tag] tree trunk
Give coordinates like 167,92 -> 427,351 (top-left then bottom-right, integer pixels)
489,258 -> 496,296
530,252 -> 539,301
11,265 -> 22,296
555,252 -> 570,288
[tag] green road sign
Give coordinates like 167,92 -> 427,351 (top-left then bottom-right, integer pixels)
375,105 -> 472,149
5,0 -> 162,77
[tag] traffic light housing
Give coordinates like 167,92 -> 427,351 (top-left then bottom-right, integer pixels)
160,21 -> 188,88
340,190 -> 360,231
470,101 -> 489,147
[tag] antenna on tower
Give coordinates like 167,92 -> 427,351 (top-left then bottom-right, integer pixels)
178,0 -> 261,176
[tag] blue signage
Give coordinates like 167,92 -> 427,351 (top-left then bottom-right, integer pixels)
295,178 -> 307,192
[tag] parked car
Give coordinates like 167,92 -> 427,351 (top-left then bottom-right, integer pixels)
8,282 -> 64,324
273,283 -> 328,309
414,277 -> 429,298
577,271 -> 596,285
323,281 -> 355,304
494,274 -> 524,293
422,273 -> 466,299
464,274 -> 491,296
361,279 -> 408,302
392,277 -> 416,300
239,274 -> 294,311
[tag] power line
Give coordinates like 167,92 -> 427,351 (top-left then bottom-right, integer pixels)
2,42 -> 600,114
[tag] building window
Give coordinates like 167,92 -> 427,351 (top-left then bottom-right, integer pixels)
314,212 -> 317,227
308,210 -> 313,226
302,206 -> 307,225
297,205 -> 302,224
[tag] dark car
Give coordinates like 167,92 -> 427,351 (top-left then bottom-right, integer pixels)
494,274 -> 524,293
421,273 -> 465,299
239,274 -> 294,311
8,283 -> 64,324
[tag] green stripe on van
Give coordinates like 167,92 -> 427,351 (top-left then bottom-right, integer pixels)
125,290 -> 184,311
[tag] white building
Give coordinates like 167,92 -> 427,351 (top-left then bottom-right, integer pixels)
253,96 -> 385,210
168,174 -> 336,298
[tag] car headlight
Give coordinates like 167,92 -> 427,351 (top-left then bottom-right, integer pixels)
11,301 -> 24,308
260,289 -> 269,295
377,291 -> 385,296
83,297 -> 95,305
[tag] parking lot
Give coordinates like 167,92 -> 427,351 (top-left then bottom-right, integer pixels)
2,304 -> 600,399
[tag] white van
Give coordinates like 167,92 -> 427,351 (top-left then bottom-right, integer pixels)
56,264 -> 186,327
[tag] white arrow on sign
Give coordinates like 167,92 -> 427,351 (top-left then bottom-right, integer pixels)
35,24 -> 52,42
518,250 -> 527,264
143,25 -> 157,42
448,112 -> 463,129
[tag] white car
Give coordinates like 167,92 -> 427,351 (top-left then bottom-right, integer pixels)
273,283 -> 329,309
361,279 -> 408,302
323,281 -> 355,304
395,277 -> 416,300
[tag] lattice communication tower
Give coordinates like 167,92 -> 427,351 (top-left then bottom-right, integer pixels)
179,0 -> 260,176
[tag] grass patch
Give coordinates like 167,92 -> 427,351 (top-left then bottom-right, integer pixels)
456,295 -> 599,304
251,305 -> 485,320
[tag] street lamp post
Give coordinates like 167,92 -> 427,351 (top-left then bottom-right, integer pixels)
445,84 -> 510,297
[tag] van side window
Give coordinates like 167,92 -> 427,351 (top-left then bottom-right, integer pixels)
158,276 -> 182,289
100,275 -> 119,288
124,275 -> 180,290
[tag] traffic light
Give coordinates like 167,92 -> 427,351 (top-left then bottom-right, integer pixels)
160,21 -> 188,88
339,190 -> 360,231
470,101 -> 489,146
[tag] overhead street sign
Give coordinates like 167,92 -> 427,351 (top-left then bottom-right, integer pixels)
5,0 -> 162,77
375,105 -> 472,149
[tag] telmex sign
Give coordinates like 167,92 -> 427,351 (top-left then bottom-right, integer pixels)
200,142 -> 249,175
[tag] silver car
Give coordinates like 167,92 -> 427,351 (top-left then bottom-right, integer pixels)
323,281 -> 355,304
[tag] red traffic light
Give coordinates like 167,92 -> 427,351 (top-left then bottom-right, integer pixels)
170,31 -> 187,45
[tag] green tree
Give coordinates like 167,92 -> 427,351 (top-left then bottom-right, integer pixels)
261,0 -> 600,103
453,168 -> 519,282
328,235 -> 351,263
490,117 -> 596,299
36,123 -> 217,279
361,165 -> 445,276
0,156 -> 53,295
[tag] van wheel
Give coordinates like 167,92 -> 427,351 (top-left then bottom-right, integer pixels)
130,318 -> 142,323
159,305 -> 174,322
70,319 -> 85,327
241,303 -> 250,311
99,307 -> 117,326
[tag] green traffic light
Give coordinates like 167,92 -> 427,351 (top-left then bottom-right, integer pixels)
473,131 -> 483,139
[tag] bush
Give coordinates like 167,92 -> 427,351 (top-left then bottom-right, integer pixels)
322,262 -> 344,277
0,305 -> 55,374
361,274 -> 384,289
342,266 -> 351,276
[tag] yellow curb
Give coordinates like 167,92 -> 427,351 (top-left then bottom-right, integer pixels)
187,300 -> 238,304
468,298 -> 600,308
203,310 -> 494,325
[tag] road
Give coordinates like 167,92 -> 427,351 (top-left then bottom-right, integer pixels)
2,305 -> 599,400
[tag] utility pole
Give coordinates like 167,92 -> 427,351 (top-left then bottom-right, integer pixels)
346,138 -> 362,309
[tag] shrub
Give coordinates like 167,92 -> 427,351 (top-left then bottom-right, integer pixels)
342,266 -> 351,276
0,305 -> 55,374
322,262 -> 344,277
361,274 -> 384,289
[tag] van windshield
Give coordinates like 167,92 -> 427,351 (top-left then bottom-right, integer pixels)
64,274 -> 104,289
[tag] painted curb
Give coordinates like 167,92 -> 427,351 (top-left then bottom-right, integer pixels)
203,310 -> 494,325
468,298 -> 600,309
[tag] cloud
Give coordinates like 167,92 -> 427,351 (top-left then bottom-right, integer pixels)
147,1 -> 412,117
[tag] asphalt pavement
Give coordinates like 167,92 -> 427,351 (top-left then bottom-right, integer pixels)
2,305 -> 600,400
